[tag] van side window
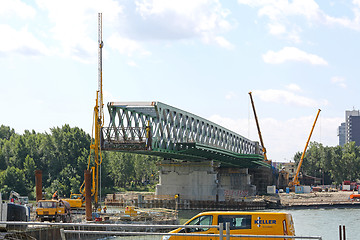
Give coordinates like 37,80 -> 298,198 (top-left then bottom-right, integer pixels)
218,215 -> 252,230
186,215 -> 213,232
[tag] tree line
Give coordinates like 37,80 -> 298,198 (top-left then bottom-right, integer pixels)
1,123 -> 359,199
0,124 -> 160,200
293,141 -> 360,185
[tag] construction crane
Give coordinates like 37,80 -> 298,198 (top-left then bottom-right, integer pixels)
248,92 -> 268,160
289,109 -> 321,188
79,13 -> 104,207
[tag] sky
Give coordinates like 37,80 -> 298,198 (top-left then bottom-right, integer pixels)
1,0 -> 359,162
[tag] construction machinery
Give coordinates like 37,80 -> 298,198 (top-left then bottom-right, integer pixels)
248,92 -> 268,160
9,191 -> 28,205
0,193 -> 29,230
289,109 -> 321,188
61,193 -> 85,209
36,199 -> 71,222
78,12 -> 104,208
61,13 -> 104,210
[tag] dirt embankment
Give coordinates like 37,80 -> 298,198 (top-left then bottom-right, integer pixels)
278,191 -> 357,207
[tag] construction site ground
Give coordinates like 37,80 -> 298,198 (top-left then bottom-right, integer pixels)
278,191 -> 360,208
28,191 -> 360,225
69,207 -> 178,225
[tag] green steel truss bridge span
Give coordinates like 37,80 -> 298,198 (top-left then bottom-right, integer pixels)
101,102 -> 269,168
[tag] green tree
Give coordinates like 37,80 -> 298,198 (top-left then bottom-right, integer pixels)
108,152 -> 135,188
0,166 -> 27,195
23,155 -> 36,190
293,141 -> 360,185
0,125 -> 15,140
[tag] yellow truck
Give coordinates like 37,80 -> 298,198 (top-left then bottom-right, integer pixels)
162,211 -> 295,240
36,199 -> 71,222
62,193 -> 84,209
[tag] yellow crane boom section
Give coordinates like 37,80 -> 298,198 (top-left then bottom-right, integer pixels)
291,109 -> 321,187
248,92 -> 267,160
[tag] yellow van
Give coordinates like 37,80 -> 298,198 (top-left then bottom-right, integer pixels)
163,211 -> 295,240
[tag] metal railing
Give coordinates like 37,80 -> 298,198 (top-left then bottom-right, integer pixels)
0,221 -> 322,240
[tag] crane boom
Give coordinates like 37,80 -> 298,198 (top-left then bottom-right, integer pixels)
290,109 -> 321,187
248,92 -> 267,160
91,12 -> 104,206
80,13 -> 104,207
98,12 -> 104,123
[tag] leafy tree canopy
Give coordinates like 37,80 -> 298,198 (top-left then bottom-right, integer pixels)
293,141 -> 360,184
0,124 -> 160,199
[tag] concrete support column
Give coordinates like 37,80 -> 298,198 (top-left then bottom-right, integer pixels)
85,170 -> 92,221
35,170 -> 42,202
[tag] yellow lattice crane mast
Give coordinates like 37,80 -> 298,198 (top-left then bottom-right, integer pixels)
289,109 -> 321,188
80,13 -> 104,207
248,92 -> 267,160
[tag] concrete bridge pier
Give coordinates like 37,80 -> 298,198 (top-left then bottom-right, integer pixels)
155,160 -> 256,201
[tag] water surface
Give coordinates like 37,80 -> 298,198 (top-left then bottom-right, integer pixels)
107,208 -> 360,240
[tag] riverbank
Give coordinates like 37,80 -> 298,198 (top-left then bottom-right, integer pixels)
102,191 -> 360,212
29,191 -> 360,224
278,191 -> 360,209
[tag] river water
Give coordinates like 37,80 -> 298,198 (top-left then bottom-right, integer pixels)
108,208 -> 360,240
281,208 -> 360,240
179,208 -> 360,240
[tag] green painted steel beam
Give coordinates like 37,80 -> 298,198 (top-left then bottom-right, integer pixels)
102,101 -> 269,168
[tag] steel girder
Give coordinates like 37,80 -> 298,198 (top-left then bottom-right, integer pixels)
102,101 -> 267,168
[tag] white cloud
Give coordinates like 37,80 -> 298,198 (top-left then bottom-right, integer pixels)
0,24 -> 49,56
214,36 -> 234,50
252,89 -> 328,107
262,47 -> 328,65
268,23 -> 286,35
237,0 -> 322,41
208,113 -> 342,161
108,34 -> 151,57
0,0 -> 36,19
3,0 -> 234,61
286,84 -> 302,92
35,0 -> 123,62
134,0 -> 234,48
238,0 -> 360,41
331,76 -> 347,89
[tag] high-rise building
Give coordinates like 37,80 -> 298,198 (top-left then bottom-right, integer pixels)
348,115 -> 360,146
339,110 -> 360,146
337,122 -> 345,146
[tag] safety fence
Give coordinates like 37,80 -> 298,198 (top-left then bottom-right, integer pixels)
0,221 -> 322,240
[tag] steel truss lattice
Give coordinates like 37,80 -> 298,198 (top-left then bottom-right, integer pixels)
102,102 -> 267,168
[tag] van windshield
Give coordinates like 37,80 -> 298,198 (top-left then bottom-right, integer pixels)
186,215 -> 213,232
218,215 -> 252,230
